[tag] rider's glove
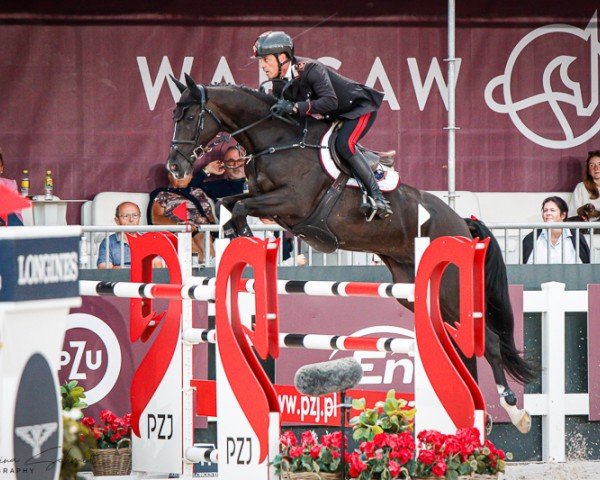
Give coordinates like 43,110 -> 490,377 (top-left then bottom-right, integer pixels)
271,99 -> 295,116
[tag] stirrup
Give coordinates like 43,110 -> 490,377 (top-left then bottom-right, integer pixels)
360,194 -> 377,222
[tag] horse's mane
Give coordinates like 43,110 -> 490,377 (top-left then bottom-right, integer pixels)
210,82 -> 275,105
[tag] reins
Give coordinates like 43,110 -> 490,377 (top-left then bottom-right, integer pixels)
171,84 -> 327,166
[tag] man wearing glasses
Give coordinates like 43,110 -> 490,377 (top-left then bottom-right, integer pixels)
97,201 -> 143,269
191,145 -> 247,201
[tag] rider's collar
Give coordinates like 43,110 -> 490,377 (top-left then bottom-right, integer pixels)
281,62 -> 297,81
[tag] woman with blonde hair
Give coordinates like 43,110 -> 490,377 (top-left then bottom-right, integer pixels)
569,150 -> 600,221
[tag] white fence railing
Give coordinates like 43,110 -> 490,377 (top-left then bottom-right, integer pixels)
522,282 -> 590,462
80,222 -> 600,268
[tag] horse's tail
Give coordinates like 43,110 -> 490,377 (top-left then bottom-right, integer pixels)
464,217 -> 537,384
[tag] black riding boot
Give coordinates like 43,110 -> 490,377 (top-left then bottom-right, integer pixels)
346,152 -> 393,218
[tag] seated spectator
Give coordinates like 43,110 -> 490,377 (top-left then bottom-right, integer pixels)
98,201 -> 163,269
0,148 -> 24,226
523,196 -> 590,264
191,145 -> 247,201
569,150 -> 600,220
149,171 -> 216,263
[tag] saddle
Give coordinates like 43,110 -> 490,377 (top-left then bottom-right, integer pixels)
328,122 -> 396,176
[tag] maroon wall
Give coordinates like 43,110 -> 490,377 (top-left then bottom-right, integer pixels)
1,8 -> 598,220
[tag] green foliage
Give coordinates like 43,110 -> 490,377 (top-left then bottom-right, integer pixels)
60,380 -> 88,411
60,412 -> 96,480
349,389 -> 415,442
59,381 -> 96,480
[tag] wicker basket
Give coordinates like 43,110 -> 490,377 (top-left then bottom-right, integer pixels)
281,472 -> 341,480
90,438 -> 132,476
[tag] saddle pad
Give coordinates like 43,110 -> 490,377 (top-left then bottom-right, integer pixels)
319,124 -> 401,193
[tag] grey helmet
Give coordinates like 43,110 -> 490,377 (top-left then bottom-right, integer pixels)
253,31 -> 294,59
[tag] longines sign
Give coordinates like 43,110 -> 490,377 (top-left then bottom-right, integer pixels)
0,236 -> 79,302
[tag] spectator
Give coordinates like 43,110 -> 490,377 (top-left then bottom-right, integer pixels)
191,145 -> 247,201
523,196 -> 590,264
97,201 -> 163,269
149,171 -> 217,263
0,148 -> 24,226
569,150 -> 600,220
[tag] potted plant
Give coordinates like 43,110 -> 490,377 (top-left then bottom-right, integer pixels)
350,389 -> 416,441
59,381 -> 97,480
346,389 -> 417,479
81,410 -> 132,476
409,427 -> 511,480
271,430 -> 343,480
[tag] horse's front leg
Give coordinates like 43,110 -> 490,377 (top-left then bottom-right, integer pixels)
230,188 -> 300,237
218,192 -> 252,214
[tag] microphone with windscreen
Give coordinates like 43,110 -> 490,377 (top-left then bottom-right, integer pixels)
294,357 -> 363,478
294,357 -> 363,396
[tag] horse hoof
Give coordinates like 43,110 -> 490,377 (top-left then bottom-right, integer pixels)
516,410 -> 532,434
485,414 -> 493,435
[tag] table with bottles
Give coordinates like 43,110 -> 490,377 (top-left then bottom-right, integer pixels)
21,169 -> 86,226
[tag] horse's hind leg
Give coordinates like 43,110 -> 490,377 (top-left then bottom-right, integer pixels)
484,326 -> 532,433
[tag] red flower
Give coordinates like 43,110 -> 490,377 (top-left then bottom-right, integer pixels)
280,431 -> 297,447
431,460 -> 447,477
359,441 -> 375,456
373,432 -> 388,448
289,446 -> 303,459
388,459 -> 401,478
301,430 -> 316,447
417,449 -> 436,465
81,416 -> 95,428
347,453 -> 367,477
99,409 -> 116,424
310,444 -> 321,459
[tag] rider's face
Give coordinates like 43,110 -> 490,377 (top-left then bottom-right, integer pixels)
258,53 -> 288,80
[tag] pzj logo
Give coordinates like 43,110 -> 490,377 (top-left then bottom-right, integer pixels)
485,12 -> 600,149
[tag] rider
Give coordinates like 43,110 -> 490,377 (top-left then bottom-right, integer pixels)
252,30 -> 393,219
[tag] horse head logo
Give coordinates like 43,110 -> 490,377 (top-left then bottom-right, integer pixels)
485,12 -> 600,149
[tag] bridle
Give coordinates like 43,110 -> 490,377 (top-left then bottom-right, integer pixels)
170,84 -> 224,166
169,83 -> 325,168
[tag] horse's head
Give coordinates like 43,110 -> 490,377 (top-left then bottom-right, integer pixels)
166,74 -> 223,179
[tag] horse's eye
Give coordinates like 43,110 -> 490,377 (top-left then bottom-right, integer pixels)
187,115 -> 195,121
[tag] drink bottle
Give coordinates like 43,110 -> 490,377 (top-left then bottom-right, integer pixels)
44,170 -> 54,200
20,169 -> 30,196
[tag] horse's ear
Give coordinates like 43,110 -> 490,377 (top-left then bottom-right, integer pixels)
169,74 -> 186,94
184,73 -> 203,99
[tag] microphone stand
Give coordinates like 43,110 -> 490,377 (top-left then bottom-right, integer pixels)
339,390 -> 351,479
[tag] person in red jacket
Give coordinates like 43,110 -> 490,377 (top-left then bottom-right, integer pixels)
253,30 -> 392,219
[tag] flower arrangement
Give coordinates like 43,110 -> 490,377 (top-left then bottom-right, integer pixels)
271,430 -> 343,477
81,410 -> 132,449
409,427 -> 511,480
346,431 -> 415,480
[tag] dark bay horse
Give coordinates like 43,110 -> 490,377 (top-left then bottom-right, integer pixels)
166,75 -> 535,433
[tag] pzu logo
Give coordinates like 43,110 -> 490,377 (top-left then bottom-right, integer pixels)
60,340 -> 102,379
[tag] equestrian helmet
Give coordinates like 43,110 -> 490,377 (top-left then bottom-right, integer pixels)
253,31 -> 294,58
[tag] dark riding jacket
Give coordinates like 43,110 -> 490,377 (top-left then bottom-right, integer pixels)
276,56 -> 384,120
